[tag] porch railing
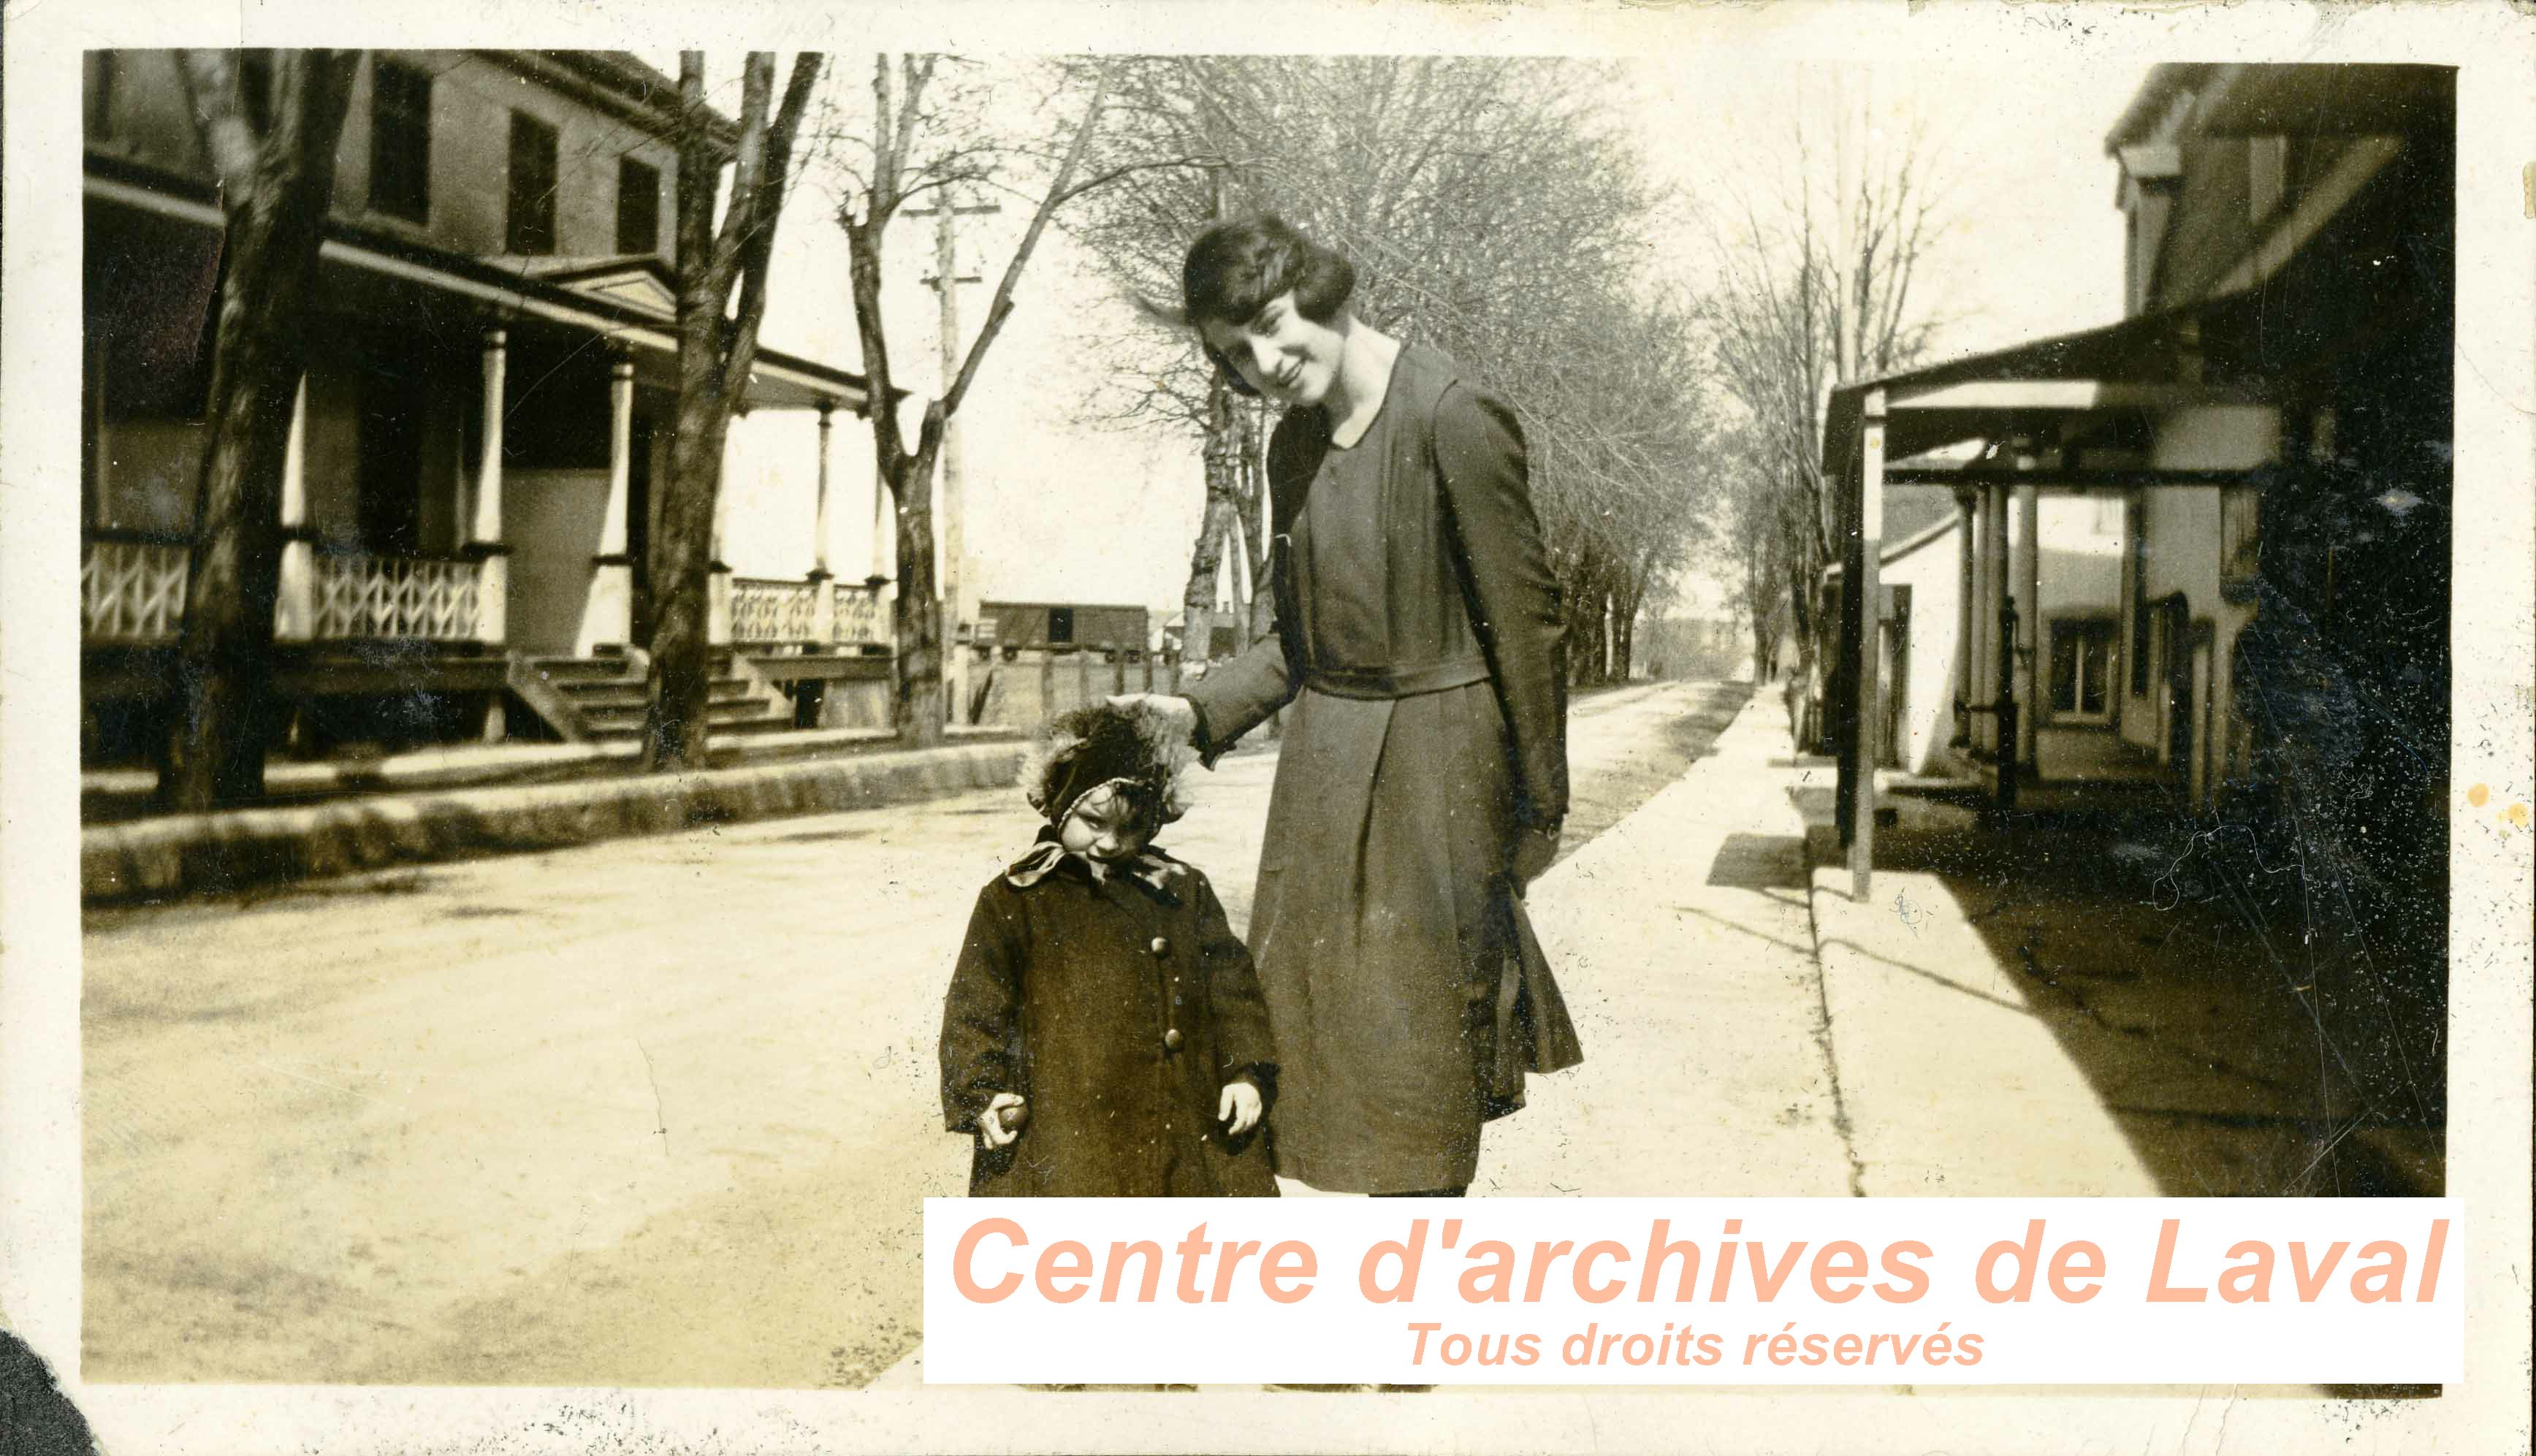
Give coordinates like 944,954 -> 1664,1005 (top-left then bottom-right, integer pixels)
834,581 -> 888,648
308,548 -> 482,641
82,530 -> 193,642
732,576 -> 820,646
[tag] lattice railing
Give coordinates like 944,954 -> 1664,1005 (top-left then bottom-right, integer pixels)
83,533 -> 193,641
310,551 -> 481,641
733,576 -> 820,644
834,582 -> 888,647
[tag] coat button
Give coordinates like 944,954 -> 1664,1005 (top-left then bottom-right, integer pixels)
1162,1028 -> 1184,1052
1150,936 -> 1170,956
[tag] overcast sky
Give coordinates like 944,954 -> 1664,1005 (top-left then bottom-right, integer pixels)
711,58 -> 2142,627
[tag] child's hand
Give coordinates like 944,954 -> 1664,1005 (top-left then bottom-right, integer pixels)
1218,1080 -> 1263,1135
978,1093 -> 1027,1148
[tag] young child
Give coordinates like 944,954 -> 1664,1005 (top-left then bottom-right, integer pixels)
937,700 -> 1278,1197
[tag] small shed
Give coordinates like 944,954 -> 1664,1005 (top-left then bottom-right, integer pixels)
980,600 -> 1151,652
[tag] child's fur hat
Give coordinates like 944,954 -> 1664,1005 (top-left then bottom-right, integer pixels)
1022,701 -> 1196,828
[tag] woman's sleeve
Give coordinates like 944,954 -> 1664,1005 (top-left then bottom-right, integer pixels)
1179,616 -> 1296,768
1434,381 -> 1569,828
1193,874 -> 1277,1083
938,885 -> 1025,1134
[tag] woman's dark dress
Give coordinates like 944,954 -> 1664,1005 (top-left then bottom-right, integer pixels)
1181,343 -> 1583,1194
938,846 -> 1279,1197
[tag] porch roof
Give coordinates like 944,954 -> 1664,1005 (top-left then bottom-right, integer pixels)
86,159 -> 871,416
1819,301 -> 2229,477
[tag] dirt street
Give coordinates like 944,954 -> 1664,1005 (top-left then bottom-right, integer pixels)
82,679 -> 1747,1387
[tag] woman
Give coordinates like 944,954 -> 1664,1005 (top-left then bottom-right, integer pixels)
1123,214 -> 1582,1197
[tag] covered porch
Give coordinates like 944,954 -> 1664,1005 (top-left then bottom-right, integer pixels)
81,163 -> 882,756
1820,295 -> 2281,893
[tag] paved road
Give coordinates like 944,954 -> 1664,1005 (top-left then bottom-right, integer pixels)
83,679 -> 1749,1387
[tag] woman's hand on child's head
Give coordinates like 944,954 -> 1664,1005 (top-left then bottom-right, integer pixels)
1218,1080 -> 1263,1135
1107,693 -> 1200,742
978,1092 -> 1027,1148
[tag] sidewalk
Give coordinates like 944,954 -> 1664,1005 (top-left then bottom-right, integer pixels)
1800,763 -> 2444,1199
82,737 -> 1027,906
79,723 -> 1021,823
1472,692 -> 1853,1197
876,690 -> 1856,1389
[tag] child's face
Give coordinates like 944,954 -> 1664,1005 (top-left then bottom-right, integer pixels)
1057,783 -> 1155,861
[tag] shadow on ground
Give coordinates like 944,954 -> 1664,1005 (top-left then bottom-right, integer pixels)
1792,766 -> 2444,1200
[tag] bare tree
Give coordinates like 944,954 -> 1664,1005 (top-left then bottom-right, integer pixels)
831,57 -> 1127,745
1699,72 -> 1945,731
641,51 -> 823,771
1062,57 -> 1716,685
157,49 -> 361,810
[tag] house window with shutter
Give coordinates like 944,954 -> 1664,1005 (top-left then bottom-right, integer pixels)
617,157 -> 660,256
369,60 -> 432,224
506,111 -> 558,254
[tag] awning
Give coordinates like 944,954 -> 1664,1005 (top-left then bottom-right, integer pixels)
1821,302 -> 2219,476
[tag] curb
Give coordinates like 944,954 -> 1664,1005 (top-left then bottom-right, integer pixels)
83,742 -> 1027,907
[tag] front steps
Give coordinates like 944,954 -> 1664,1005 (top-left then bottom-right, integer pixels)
515,652 -> 794,743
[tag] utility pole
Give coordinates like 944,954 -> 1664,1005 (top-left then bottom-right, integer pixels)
908,190 -> 1000,724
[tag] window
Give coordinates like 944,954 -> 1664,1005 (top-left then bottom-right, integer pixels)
506,111 -> 558,254
1046,607 -> 1075,645
369,59 -> 432,224
2049,620 -> 2117,723
616,157 -> 660,255
2247,134 -> 2289,222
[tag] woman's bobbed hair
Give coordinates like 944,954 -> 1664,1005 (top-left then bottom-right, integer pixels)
1181,214 -> 1356,397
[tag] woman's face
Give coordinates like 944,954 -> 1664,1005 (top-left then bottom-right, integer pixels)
1197,291 -> 1347,408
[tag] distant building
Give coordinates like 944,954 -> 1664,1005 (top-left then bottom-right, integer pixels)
980,600 -> 1151,653
81,50 -> 882,758
1636,617 -> 1746,682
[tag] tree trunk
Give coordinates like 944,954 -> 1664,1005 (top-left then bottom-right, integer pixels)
1235,395 -> 1271,645
892,427 -> 948,745
645,344 -> 739,769
1177,374 -> 1242,689
644,52 -> 822,772
159,51 -> 358,812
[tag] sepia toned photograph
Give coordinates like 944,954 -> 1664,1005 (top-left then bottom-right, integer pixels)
3,2 -> 2529,1451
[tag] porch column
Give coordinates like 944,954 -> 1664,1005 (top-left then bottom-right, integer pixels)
1982,481 -> 2010,759
580,352 -> 636,655
870,478 -> 891,582
1847,388 -> 1886,899
812,402 -> 836,579
2016,482 -> 2042,769
467,327 -> 511,647
810,401 -> 837,647
708,472 -> 733,647
1954,490 -> 1976,742
275,374 -> 316,641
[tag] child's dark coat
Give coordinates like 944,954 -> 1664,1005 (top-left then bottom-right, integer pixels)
939,843 -> 1279,1197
